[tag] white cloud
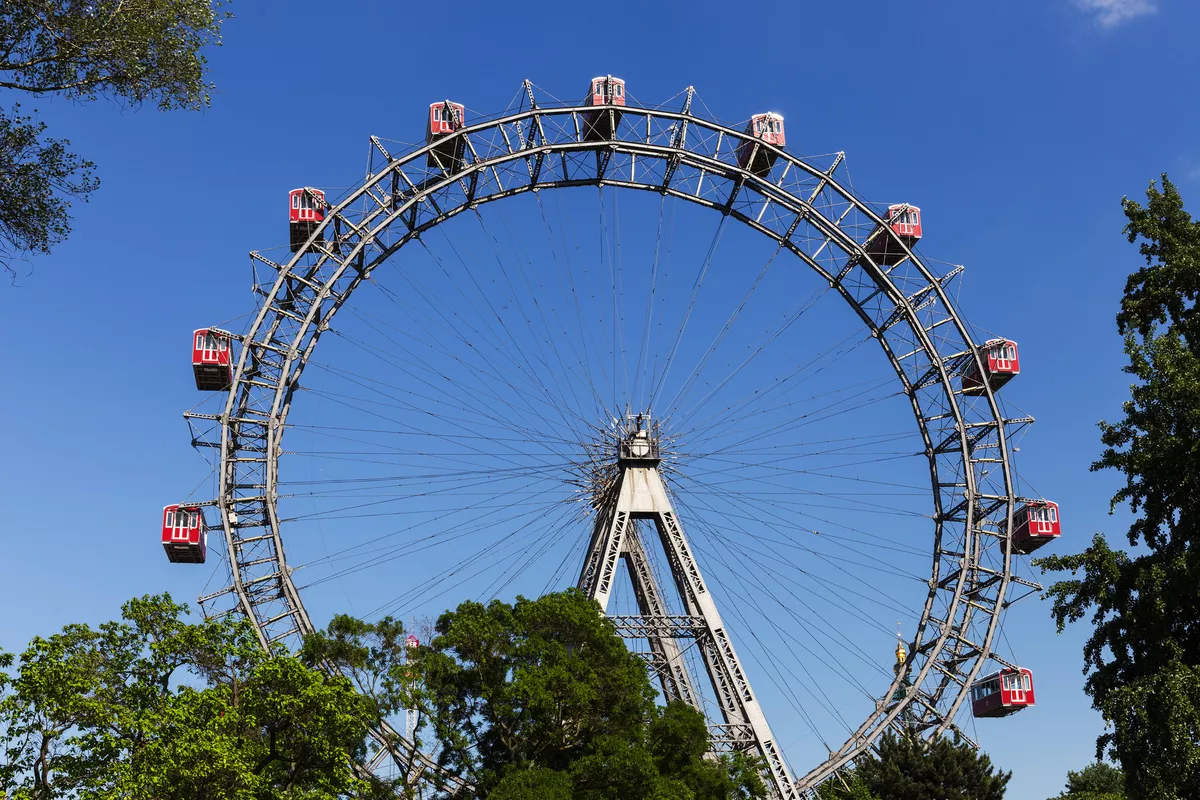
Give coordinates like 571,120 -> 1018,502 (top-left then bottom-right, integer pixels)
1075,0 -> 1157,27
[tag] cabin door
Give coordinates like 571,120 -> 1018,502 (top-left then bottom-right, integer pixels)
1034,505 -> 1056,535
1008,674 -> 1026,704
168,510 -> 189,542
992,344 -> 1014,372
201,334 -> 218,364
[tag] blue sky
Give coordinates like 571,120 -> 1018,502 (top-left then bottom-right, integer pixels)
2,0 -> 1197,797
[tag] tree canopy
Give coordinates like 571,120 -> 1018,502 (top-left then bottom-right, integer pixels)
782,733 -> 1013,800
815,770 -> 881,800
1,589 -> 767,799
1035,175 -> 1200,799
852,732 -> 1009,800
0,593 -> 376,799
0,1 -> 227,275
304,589 -> 767,800
1049,761 -> 1125,800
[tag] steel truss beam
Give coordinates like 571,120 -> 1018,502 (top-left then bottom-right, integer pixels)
579,451 -> 798,799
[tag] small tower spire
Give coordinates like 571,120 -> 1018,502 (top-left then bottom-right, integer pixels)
894,619 -> 906,669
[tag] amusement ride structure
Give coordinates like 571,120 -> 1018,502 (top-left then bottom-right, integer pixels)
167,77 -> 1060,797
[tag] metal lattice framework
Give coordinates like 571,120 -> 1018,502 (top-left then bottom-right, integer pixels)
185,81 -> 1040,796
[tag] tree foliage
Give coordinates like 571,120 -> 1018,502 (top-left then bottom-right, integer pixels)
0,593 -> 375,799
304,589 -> 768,800
1,590 -> 765,799
1,1 -> 226,106
1034,175 -> 1200,799
0,1 -> 227,274
1049,761 -> 1126,800
0,105 -> 97,272
853,732 -> 1010,800
815,769 -> 881,800
299,613 -> 437,797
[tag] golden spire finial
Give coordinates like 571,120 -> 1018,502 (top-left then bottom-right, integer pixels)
895,620 -> 906,666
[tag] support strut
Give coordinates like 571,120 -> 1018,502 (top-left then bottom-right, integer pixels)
577,420 -> 797,799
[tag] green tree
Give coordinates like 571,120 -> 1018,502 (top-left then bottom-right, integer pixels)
0,106 -> 98,277
0,593 -> 376,799
299,613 -> 440,797
1035,175 -> 1200,800
815,769 -> 881,800
0,1 -> 227,275
1049,761 -> 1126,800
854,732 -> 1010,800
304,589 -> 767,799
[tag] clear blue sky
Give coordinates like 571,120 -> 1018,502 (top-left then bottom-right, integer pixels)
2,1 -> 1197,797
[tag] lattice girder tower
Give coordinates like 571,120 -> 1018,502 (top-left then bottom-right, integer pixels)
577,414 -> 797,799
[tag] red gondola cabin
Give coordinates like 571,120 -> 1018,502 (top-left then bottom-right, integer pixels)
427,101 -> 466,171
1009,500 -> 1060,554
192,328 -> 233,391
962,338 -> 1020,396
582,76 -> 626,141
289,187 -> 326,253
736,113 -> 786,177
162,504 -> 206,564
864,204 -> 922,266
971,667 -> 1035,718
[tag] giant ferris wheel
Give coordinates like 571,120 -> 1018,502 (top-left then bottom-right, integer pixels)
167,77 -> 1062,798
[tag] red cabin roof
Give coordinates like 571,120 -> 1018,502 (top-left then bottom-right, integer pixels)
981,338 -> 1020,374
289,187 -> 326,225
581,77 -> 626,142
736,113 -> 785,176
192,328 -> 233,392
746,113 -> 785,147
1011,500 -> 1060,554
971,667 -> 1035,718
289,187 -> 326,252
885,204 -> 922,242
427,101 -> 466,139
864,203 -> 920,266
426,101 -> 468,171
162,504 -> 206,564
584,76 -> 626,108
962,338 -> 1020,396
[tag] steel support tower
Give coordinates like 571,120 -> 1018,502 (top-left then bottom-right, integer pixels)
577,416 -> 797,799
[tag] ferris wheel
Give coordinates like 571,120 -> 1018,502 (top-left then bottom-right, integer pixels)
167,77 -> 1061,798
